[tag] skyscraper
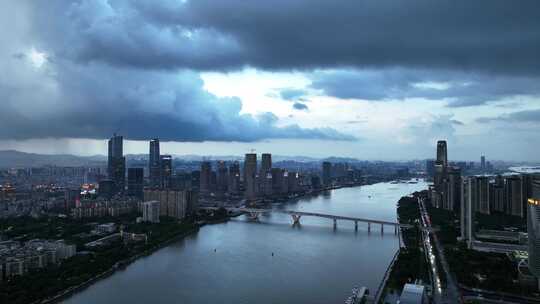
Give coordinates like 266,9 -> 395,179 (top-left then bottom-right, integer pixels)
107,134 -> 125,194
142,201 -> 160,223
527,178 -> 540,288
127,168 -> 144,199
461,177 -> 476,246
200,161 -> 212,193
476,176 -> 490,214
322,161 -> 332,186
149,139 -> 161,188
244,153 -> 257,199
217,161 -> 228,192
160,155 -> 173,189
445,167 -> 461,211
436,140 -> 448,167
480,155 -> 486,171
490,177 -> 505,213
261,153 -> 272,175
506,175 -> 524,217
228,162 -> 241,194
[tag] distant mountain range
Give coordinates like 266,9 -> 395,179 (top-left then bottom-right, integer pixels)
0,150 -> 106,168
0,150 -> 363,168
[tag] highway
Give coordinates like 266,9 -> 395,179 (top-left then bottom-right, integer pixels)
418,197 -> 461,304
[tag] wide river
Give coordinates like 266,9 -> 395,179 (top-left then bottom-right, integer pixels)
63,180 -> 427,304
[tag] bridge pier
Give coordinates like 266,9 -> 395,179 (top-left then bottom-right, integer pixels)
291,214 -> 301,225
333,218 -> 337,229
394,225 -> 398,235
354,221 -> 358,231
248,212 -> 260,221
381,224 -> 384,234
368,222 -> 371,233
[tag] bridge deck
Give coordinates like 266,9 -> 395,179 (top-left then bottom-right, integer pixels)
201,207 -> 410,227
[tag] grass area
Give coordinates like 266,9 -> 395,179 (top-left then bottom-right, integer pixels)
0,216 -> 196,304
385,192 -> 429,293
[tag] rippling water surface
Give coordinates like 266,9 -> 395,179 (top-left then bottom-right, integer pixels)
63,180 -> 427,304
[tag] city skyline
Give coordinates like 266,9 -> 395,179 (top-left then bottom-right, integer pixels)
1,1 -> 540,161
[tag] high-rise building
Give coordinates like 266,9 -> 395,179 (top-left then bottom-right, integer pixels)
261,172 -> 273,196
142,201 -> 160,223
217,161 -> 228,192
490,180 -> 505,213
261,153 -> 272,175
322,161 -> 332,186
436,140 -> 448,167
434,163 -> 445,190
228,162 -> 241,194
149,139 -> 161,188
476,176 -> 490,214
506,175 -> 524,217
445,167 -> 461,211
127,168 -> 144,199
200,161 -> 212,194
461,177 -> 476,246
480,155 -> 486,171
107,134 -> 125,194
191,170 -> 200,191
288,171 -> 300,193
271,168 -> 285,194
244,153 -> 258,199
281,171 -> 290,194
527,178 -> 540,288
143,189 -> 197,219
160,155 -> 173,189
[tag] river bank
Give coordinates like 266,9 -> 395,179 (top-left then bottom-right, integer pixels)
377,191 -> 430,303
60,180 -> 429,304
19,224 -> 200,304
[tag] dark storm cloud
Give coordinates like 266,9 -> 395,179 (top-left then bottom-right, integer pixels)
0,1 -> 354,143
309,69 -> 540,107
476,109 -> 540,124
0,57 -> 354,142
30,0 -> 540,75
292,102 -> 309,111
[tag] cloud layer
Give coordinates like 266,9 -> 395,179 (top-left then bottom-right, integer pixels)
0,1 -> 353,142
309,69 -> 540,107
29,0 -> 540,75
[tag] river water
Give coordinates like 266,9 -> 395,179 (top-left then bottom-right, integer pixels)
62,180 -> 427,304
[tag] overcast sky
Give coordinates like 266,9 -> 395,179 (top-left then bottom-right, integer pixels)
1,0 -> 539,161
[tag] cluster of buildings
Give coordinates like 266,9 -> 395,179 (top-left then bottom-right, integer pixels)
199,153 -> 302,200
100,135 -> 198,221
142,189 -> 198,220
0,239 -> 76,281
428,140 -> 540,289
321,161 -> 364,186
70,197 -> 139,219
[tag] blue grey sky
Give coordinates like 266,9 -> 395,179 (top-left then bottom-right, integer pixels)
0,1 -> 539,161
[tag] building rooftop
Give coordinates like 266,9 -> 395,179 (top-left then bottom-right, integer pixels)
399,284 -> 425,304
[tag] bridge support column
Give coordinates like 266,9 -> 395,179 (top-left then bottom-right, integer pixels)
291,214 -> 301,225
354,221 -> 358,231
368,222 -> 371,233
381,224 -> 384,234
394,225 -> 398,235
333,218 -> 337,229
248,212 -> 260,221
